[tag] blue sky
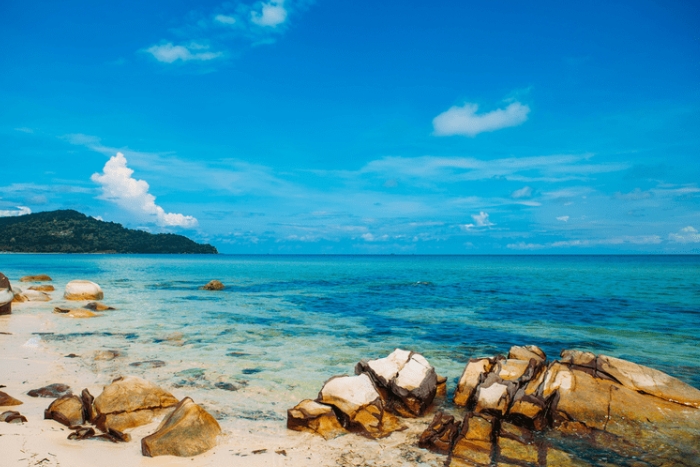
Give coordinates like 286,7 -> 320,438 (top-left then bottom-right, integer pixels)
1,0 -> 699,253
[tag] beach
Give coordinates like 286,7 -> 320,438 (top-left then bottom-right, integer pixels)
1,254 -> 700,466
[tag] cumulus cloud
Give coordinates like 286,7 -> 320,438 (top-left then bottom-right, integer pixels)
91,153 -> 198,228
146,42 -> 222,63
462,211 -> 494,230
0,206 -> 31,217
511,186 -> 532,199
668,226 -> 700,244
251,0 -> 288,27
556,216 -> 570,222
214,14 -> 237,25
433,102 -> 530,137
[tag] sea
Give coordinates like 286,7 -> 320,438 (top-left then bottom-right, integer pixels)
2,254 -> 699,426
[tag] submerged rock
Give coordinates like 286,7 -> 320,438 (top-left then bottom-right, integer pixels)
287,399 -> 347,439
200,280 -> 225,291
94,349 -> 122,361
84,302 -> 115,311
0,273 -> 12,315
64,280 -> 103,300
29,285 -> 55,292
45,395 -> 85,428
93,376 -> 179,432
20,274 -> 52,282
53,307 -> 99,318
141,397 -> 221,457
28,383 -> 72,398
16,289 -> 52,302
0,391 -> 22,406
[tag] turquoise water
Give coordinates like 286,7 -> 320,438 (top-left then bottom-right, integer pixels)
2,254 -> 699,421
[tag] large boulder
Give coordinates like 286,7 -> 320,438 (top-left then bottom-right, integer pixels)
448,413 -> 494,467
20,274 -> 52,282
508,345 -> 546,363
45,395 -> 85,428
453,358 -> 493,407
287,399 -> 346,439
356,348 -> 438,416
93,376 -> 179,432
0,273 -> 12,315
317,374 -> 402,437
141,397 -> 221,457
64,280 -> 104,300
0,391 -> 22,406
16,289 -> 52,302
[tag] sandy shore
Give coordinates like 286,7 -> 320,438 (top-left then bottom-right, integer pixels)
0,303 -> 445,467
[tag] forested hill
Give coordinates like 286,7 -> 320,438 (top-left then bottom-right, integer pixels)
0,210 -> 218,254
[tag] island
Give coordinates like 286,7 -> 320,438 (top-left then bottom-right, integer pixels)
0,210 -> 217,254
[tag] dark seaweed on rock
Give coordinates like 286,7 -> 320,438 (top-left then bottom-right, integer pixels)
0,209 -> 217,254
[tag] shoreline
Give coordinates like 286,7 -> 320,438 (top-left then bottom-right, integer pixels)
0,301 -> 445,467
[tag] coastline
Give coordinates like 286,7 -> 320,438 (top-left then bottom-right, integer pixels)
0,301 -> 445,467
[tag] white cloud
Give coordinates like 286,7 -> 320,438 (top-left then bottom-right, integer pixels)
463,211 -> 494,230
433,102 -> 530,137
214,14 -> 237,25
507,235 -> 662,250
91,153 -> 198,228
556,216 -> 569,222
0,206 -> 31,217
146,42 -> 223,63
251,0 -> 287,27
668,226 -> 700,244
511,186 -> 532,199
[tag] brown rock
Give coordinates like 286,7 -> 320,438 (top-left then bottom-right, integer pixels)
449,413 -> 494,467
0,391 -> 22,406
64,308 -> 99,318
84,302 -> 115,311
508,345 -> 546,363
45,395 -> 85,428
497,421 -> 537,465
418,411 -> 461,455
141,397 -> 221,457
94,349 -> 122,361
29,285 -> 55,292
287,399 -> 347,439
1,410 -> 27,423
20,274 -> 52,282
495,358 -> 535,382
93,376 -> 179,432
28,383 -> 72,398
200,280 -> 225,291
454,357 -> 494,407
436,374 -> 447,397
559,349 -> 597,368
81,388 -> 96,424
0,272 -> 12,315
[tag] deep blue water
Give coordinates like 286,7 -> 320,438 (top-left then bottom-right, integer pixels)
1,254 -> 699,401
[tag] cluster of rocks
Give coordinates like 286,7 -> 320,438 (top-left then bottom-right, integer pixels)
37,376 -> 221,457
419,345 -> 700,467
288,349 -> 446,439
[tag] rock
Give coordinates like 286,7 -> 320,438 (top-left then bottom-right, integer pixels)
497,421 -> 537,465
28,383 -> 72,398
449,413 -> 494,467
16,289 -> 52,302
559,349 -> 597,368
53,308 -> 99,318
287,399 -> 347,439
64,280 -> 103,300
68,427 -> 96,440
93,376 -> 179,432
141,397 -> 221,457
317,373 -> 401,436
0,272 -> 14,315
94,349 -> 122,360
129,360 -> 166,369
0,410 -> 27,423
454,358 -> 493,407
418,411 -> 461,455
20,274 -> 52,282
357,348 -> 438,416
508,345 -> 546,363
45,395 -> 85,428
29,285 -> 55,292
0,391 -> 22,406
474,373 -> 514,417
495,358 -> 536,383
81,388 -> 96,424
596,354 -> 700,408
436,374 -> 447,397
84,302 -> 115,311
200,280 -> 225,291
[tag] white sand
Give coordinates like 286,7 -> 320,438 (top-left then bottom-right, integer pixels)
0,303 -> 445,467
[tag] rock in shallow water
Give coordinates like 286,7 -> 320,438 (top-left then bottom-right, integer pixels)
287,399 -> 347,439
20,274 -> 52,282
64,280 -> 103,300
93,376 -> 179,432
141,397 -> 221,457
0,272 -> 13,315
200,280 -> 225,291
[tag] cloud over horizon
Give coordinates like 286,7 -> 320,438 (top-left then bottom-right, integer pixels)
146,43 -> 223,63
0,206 -> 31,217
91,153 -> 198,228
433,102 -> 530,137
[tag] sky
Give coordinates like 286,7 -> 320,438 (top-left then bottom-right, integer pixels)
1,0 -> 699,254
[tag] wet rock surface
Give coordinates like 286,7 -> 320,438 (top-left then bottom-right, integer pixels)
200,280 -> 225,290
417,346 -> 700,467
84,301 -> 115,311
141,397 -> 221,457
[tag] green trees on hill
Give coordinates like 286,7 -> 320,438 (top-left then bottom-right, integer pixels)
0,210 -> 217,254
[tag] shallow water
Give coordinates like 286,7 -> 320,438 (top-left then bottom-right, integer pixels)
2,254 -> 700,424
